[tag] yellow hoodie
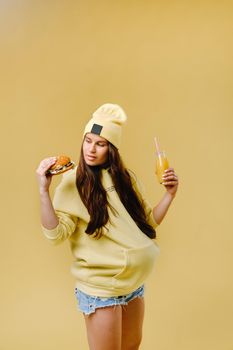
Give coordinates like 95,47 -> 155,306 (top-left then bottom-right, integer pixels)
42,167 -> 160,297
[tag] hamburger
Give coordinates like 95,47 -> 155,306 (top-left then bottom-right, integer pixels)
47,155 -> 75,175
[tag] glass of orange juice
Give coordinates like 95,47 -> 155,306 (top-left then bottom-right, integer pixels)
155,151 -> 169,184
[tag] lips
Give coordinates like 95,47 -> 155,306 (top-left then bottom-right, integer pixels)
86,155 -> 96,160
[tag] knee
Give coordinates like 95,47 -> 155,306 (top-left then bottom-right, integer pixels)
133,336 -> 142,349
122,334 -> 142,350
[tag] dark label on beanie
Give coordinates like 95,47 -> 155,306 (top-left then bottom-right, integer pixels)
91,123 -> 103,135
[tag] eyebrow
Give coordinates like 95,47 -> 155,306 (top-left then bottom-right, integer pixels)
85,136 -> 107,144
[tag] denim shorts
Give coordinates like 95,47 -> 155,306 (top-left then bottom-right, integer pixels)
74,285 -> 145,315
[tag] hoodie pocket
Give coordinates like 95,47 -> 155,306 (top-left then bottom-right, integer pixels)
112,242 -> 160,290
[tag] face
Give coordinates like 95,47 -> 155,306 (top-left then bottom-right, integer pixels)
83,133 -> 109,166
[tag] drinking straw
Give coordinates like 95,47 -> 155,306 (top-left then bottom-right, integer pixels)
154,136 -> 161,154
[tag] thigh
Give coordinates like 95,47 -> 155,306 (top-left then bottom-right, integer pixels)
121,297 -> 145,350
84,305 -> 122,350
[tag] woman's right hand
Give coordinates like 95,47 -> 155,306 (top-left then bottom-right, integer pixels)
36,157 -> 57,194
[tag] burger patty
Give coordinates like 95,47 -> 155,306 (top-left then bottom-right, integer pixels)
47,161 -> 74,175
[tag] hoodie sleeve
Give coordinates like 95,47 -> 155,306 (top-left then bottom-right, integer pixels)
129,170 -> 159,229
41,169 -> 79,245
41,210 -> 78,245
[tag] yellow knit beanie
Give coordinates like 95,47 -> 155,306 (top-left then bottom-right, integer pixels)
83,103 -> 127,149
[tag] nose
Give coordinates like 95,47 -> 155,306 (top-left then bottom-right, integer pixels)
89,142 -> 96,153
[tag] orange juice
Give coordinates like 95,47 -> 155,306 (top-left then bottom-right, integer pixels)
155,151 -> 169,184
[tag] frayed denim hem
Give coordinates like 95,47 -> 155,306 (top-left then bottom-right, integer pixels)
75,285 -> 145,316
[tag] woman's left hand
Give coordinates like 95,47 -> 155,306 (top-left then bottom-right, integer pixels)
162,167 -> 179,197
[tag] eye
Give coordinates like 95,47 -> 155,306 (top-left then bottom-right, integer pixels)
97,142 -> 107,147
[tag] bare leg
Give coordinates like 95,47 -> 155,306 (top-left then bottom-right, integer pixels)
121,297 -> 145,350
84,305 -> 122,350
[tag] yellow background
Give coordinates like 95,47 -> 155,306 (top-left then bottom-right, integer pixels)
1,1 -> 232,349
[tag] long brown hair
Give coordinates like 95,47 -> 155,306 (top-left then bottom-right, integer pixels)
76,142 -> 156,239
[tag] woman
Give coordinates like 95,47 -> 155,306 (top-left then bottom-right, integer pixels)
36,103 -> 179,350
